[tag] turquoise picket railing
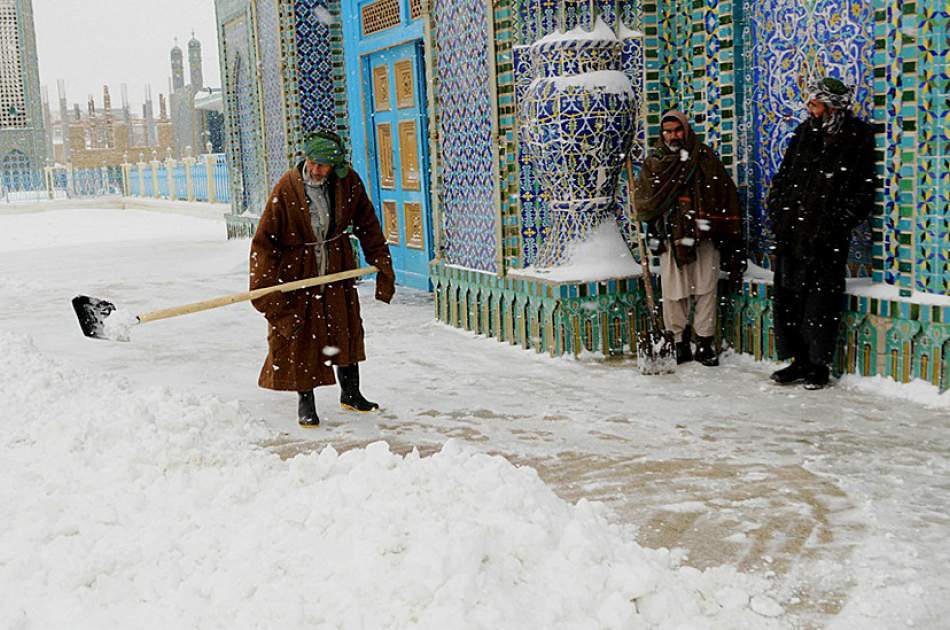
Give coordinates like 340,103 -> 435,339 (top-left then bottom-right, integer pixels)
156,165 -> 169,198
173,164 -> 188,201
213,155 -> 230,203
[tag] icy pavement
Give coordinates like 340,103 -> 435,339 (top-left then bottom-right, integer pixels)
1,207 -> 948,629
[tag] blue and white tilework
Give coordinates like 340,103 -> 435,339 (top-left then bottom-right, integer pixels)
739,0 -> 875,273
434,0 -> 499,273
224,14 -> 265,214
514,1 -> 643,267
293,0 -> 336,134
255,0 -> 289,190
514,45 -> 547,264
521,34 -> 635,266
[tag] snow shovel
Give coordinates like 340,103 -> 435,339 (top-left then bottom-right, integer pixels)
71,266 -> 378,342
625,160 -> 676,375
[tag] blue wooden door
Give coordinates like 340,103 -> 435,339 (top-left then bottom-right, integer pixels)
363,41 -> 433,290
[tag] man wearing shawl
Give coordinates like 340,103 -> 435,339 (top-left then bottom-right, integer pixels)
766,77 -> 876,390
634,110 -> 746,366
249,130 -> 395,427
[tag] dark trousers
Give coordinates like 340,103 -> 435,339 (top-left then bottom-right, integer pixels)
773,255 -> 846,366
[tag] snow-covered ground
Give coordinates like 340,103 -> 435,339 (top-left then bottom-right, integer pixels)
1,207 -> 947,629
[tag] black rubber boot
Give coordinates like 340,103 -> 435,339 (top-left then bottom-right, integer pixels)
803,364 -> 830,390
693,336 -> 719,367
770,358 -> 809,384
337,364 -> 380,412
297,390 -> 320,427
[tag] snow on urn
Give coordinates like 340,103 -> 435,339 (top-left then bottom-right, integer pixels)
521,18 -> 637,268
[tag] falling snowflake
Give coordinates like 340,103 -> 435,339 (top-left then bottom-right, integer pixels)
314,6 -> 334,25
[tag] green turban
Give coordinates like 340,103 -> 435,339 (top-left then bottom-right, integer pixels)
303,132 -> 349,178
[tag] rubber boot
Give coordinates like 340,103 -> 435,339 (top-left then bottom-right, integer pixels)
770,357 -> 809,385
297,390 -> 320,427
337,364 -> 379,412
803,363 -> 830,390
693,336 -> 719,367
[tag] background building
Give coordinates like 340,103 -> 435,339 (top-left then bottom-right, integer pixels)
0,0 -> 47,193
47,84 -> 175,169
169,34 -> 216,156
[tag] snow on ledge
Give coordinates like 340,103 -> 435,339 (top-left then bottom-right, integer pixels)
541,70 -> 635,97
533,18 -> 643,46
844,278 -> 950,307
837,374 -> 949,409
534,17 -> 619,45
512,220 -> 642,284
739,264 -> 949,307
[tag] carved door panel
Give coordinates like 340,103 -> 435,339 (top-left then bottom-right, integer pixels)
364,41 -> 433,290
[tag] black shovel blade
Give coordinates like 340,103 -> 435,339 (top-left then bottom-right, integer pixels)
72,295 -> 120,340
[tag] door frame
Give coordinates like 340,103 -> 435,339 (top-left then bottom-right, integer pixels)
341,1 -> 434,289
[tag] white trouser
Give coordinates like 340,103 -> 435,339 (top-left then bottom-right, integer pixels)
659,240 -> 720,342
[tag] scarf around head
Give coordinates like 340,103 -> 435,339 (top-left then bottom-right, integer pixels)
303,133 -> 350,178
632,109 -> 743,267
806,77 -> 853,135
633,110 -> 699,222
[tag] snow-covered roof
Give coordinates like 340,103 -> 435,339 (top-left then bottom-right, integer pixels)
193,89 -> 222,112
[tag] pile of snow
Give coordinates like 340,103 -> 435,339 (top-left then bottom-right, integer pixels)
0,208 -> 222,253
516,220 -> 641,283
0,332 -> 787,628
838,374 -> 949,409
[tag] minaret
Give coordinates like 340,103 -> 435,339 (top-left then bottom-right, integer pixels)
41,85 -> 54,162
159,93 -> 167,120
144,84 -> 156,146
121,83 -> 133,146
57,80 -> 71,161
188,32 -> 203,89
170,39 -> 185,91
102,85 -> 111,114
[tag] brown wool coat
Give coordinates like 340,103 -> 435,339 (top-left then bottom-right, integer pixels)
249,164 -> 395,391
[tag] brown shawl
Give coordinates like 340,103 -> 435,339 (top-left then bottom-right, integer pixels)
633,110 -> 743,267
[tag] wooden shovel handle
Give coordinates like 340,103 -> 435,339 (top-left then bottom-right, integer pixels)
624,160 -> 662,325
137,266 -> 379,324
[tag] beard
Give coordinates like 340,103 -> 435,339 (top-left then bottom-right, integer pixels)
665,140 -> 683,151
306,166 -> 327,182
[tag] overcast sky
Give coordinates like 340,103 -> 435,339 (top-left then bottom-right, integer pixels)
33,0 -> 221,111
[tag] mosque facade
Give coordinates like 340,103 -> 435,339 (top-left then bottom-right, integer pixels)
0,0 -> 47,193
212,0 -> 950,390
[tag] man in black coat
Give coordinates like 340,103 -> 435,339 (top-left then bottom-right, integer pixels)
766,77 -> 877,389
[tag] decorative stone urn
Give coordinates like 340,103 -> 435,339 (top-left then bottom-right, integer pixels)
521,20 -> 637,268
